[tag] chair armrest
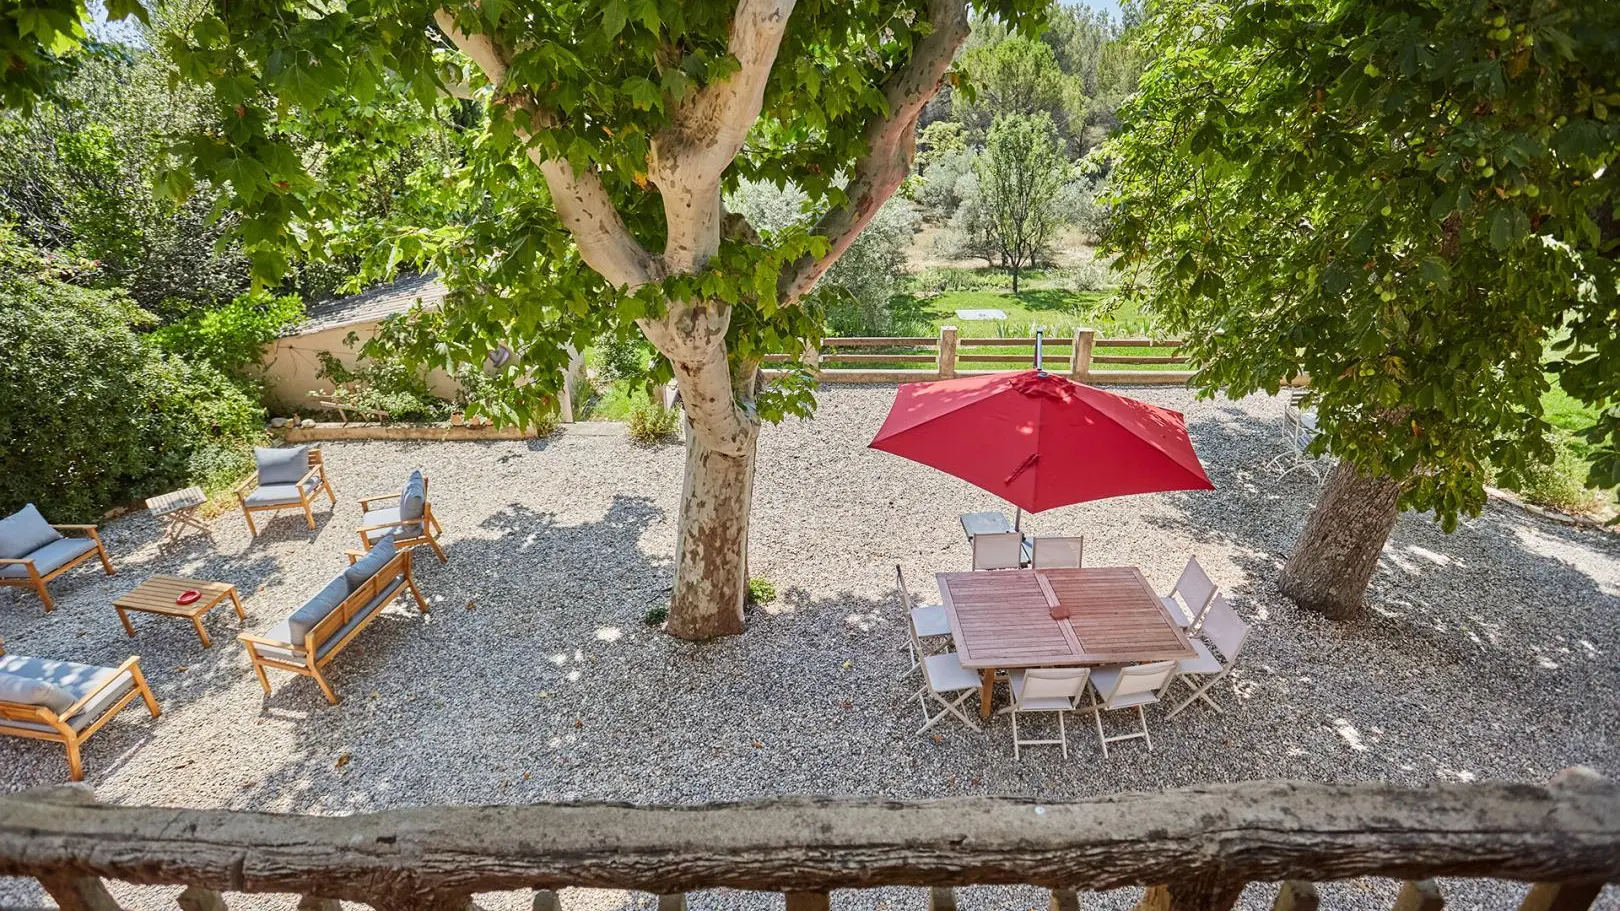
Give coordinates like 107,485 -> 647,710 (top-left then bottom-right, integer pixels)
49,523 -> 98,532
234,473 -> 261,496
357,519 -> 417,534
357,492 -> 400,510
343,550 -> 367,564
238,632 -> 301,653
0,557 -> 35,566
59,657 -> 140,721
297,463 -> 324,487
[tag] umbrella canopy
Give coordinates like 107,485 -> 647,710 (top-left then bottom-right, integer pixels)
869,370 -> 1214,513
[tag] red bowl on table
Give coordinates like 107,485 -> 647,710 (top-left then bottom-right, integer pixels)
175,589 -> 201,606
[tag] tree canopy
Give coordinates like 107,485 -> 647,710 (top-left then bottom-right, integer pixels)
1107,0 -> 1620,527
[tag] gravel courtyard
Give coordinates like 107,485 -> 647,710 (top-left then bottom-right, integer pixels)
3,386 -> 1617,911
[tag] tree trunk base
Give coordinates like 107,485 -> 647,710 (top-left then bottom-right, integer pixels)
665,421 -> 757,640
1279,460 -> 1401,622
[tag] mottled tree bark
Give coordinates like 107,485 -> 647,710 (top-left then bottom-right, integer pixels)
1279,460 -> 1402,621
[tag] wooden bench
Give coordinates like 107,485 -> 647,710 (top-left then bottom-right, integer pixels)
234,445 -> 338,536
237,545 -> 428,704
0,640 -> 160,781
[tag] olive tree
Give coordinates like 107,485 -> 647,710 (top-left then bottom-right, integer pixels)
978,111 -> 1069,292
1106,0 -> 1620,620
2,0 -> 1046,638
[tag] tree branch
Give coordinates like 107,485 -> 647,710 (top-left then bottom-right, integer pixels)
650,0 -> 797,273
777,0 -> 970,304
433,9 -> 659,289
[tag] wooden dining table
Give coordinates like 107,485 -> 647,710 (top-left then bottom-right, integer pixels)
935,567 -> 1198,718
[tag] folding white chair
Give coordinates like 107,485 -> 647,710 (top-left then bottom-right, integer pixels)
896,565 -> 951,678
999,667 -> 1090,759
1269,388 -> 1325,480
1166,594 -> 1249,719
915,652 -> 983,735
1160,556 -> 1217,632
1087,660 -> 1178,757
972,532 -> 1024,570
1030,535 -> 1083,569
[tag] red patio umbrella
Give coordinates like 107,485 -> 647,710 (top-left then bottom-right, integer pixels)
869,369 -> 1213,521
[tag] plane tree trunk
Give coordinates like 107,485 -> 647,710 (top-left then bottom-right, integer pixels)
1278,460 -> 1402,621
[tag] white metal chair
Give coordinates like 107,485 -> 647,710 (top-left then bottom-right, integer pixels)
1269,388 -> 1325,479
1087,660 -> 1178,757
915,652 -> 983,735
1160,556 -> 1218,632
971,532 -> 1024,570
1166,594 -> 1249,719
896,565 -> 951,678
1030,536 -> 1084,569
999,667 -> 1090,759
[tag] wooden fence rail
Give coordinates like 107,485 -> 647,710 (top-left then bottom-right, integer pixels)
2,771 -> 1617,911
760,326 -> 1196,385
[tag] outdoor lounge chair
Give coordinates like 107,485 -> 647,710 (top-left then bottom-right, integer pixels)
234,445 -> 337,536
0,640 -> 160,781
1000,667 -> 1090,759
355,469 -> 446,562
0,504 -> 115,612
237,537 -> 428,704
1088,660 -> 1178,758
896,565 -> 950,678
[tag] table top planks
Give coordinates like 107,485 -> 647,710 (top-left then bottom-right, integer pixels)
936,567 -> 1195,670
145,486 -> 207,516
114,575 -> 236,618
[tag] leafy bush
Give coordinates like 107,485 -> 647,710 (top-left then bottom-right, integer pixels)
594,332 -> 653,383
149,292 -> 305,374
916,149 -> 976,219
745,577 -> 777,605
0,232 -> 265,520
1504,436 -> 1605,516
315,350 -> 450,422
643,604 -> 669,626
627,397 -> 681,444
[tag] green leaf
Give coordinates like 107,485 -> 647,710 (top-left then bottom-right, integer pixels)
601,0 -> 627,38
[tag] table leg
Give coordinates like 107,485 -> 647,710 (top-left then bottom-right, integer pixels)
228,588 -> 245,621
116,607 -> 136,638
192,616 -> 213,648
979,668 -> 996,719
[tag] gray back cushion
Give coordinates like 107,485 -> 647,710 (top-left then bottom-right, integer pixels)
399,470 -> 426,521
343,535 -> 397,591
0,670 -> 76,712
0,504 -> 62,559
286,574 -> 351,644
255,446 -> 310,485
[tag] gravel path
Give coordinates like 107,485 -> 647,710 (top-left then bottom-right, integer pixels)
3,386 -> 1617,911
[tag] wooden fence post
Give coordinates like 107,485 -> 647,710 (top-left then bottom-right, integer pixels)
1518,882 -> 1603,911
938,325 -> 959,379
1273,881 -> 1320,911
1393,880 -> 1444,911
1070,328 -> 1096,381
803,339 -> 822,379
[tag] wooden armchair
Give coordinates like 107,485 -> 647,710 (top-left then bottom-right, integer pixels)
235,445 -> 338,536
0,505 -> 115,612
0,642 -> 160,781
355,470 -> 446,562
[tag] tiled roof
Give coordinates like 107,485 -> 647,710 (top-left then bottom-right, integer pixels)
286,273 -> 447,336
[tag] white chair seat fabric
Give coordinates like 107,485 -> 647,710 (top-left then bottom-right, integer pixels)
922,653 -> 980,692
1178,639 -> 1223,675
1161,595 -> 1193,627
910,605 -> 950,638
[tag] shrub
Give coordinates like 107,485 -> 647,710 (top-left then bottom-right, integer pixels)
1508,437 -> 1605,516
643,604 -> 669,626
745,577 -> 777,606
627,397 -> 681,444
315,350 -> 450,422
0,231 -> 266,520
594,332 -> 653,383
149,292 -> 305,375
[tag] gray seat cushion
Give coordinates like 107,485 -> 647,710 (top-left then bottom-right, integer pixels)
255,445 -> 310,485
0,536 -> 96,579
0,655 -> 135,732
344,536 -> 397,590
361,505 -> 420,538
286,575 -> 352,644
400,470 -> 426,521
252,580 -> 405,663
245,476 -> 321,506
0,504 -> 62,560
0,670 -> 75,712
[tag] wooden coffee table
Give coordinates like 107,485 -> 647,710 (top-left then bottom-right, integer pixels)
113,576 -> 244,648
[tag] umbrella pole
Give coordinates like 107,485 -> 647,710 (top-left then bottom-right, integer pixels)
1014,506 -> 1022,532
1034,329 -> 1044,373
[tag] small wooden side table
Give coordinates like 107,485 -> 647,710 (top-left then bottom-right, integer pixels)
146,486 -> 209,544
113,576 -> 244,648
